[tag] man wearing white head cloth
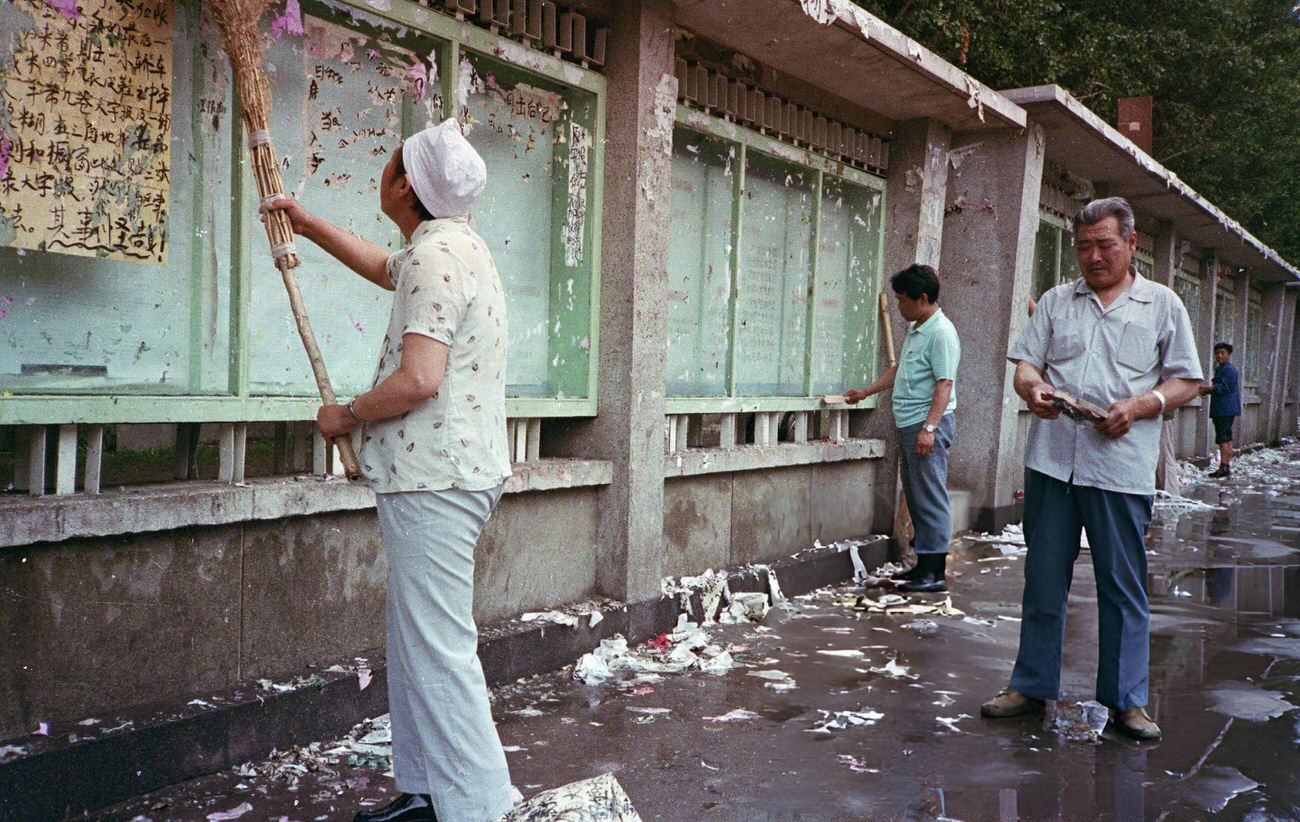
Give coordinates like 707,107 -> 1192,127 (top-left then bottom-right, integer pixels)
267,118 -> 514,822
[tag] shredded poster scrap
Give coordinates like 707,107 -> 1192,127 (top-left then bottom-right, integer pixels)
0,0 -> 173,264
562,120 -> 590,266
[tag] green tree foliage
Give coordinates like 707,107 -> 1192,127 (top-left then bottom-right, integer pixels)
852,0 -> 1300,263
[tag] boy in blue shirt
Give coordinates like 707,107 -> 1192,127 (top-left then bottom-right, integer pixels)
1200,342 -> 1241,478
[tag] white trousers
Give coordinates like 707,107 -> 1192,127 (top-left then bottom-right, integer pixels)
375,485 -> 513,822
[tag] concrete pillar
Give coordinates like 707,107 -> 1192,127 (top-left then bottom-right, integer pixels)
937,124 -> 1046,531
1233,271 -> 1251,375
1281,291 -> 1300,437
1258,281 -> 1289,443
855,118 -> 951,535
1195,253 -> 1219,456
548,0 -> 674,603
1151,223 -> 1176,288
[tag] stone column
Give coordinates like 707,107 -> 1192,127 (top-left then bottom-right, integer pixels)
854,118 -> 951,535
547,0 -> 674,604
937,124 -> 1046,531
1280,291 -> 1300,438
1151,223 -> 1176,288
1258,281 -> 1288,443
1195,252 -> 1219,456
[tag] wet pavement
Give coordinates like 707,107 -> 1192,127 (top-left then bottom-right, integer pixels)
95,444 -> 1300,821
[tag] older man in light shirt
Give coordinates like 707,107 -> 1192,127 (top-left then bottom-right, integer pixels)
981,197 -> 1202,740
269,119 -> 514,822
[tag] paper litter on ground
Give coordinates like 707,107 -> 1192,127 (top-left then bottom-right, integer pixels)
837,754 -> 880,773
497,772 -> 643,822
1153,490 -> 1223,514
808,708 -> 884,733
572,615 -> 738,685
868,658 -> 916,679
660,568 -> 779,625
703,708 -> 760,723
748,669 -> 797,690
206,802 -> 254,821
936,714 -> 972,733
1051,700 -> 1109,743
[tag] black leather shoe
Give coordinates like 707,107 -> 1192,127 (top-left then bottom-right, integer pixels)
354,793 -> 437,822
890,564 -> 922,582
896,575 -> 947,593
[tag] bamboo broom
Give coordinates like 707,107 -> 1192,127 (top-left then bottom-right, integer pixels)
880,292 -> 914,554
205,0 -> 361,480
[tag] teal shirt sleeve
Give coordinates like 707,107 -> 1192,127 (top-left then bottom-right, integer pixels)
929,322 -> 960,381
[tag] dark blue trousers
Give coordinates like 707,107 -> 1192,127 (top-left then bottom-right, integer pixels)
896,413 -> 955,554
1009,469 -> 1154,710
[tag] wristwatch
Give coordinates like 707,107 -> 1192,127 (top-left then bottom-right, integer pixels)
922,423 -> 938,434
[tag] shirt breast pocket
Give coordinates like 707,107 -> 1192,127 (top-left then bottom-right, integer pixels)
1046,332 -> 1085,365
1116,323 -> 1158,374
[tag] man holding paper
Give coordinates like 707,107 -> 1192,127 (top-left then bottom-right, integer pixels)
982,197 -> 1202,740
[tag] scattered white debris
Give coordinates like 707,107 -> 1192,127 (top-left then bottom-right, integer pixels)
968,523 -> 1026,552
809,708 -> 884,733
869,659 -> 916,680
625,707 -> 671,715
1153,490 -> 1222,514
902,619 -> 939,636
0,744 -> 27,763
31,722 -> 48,737
703,709 -> 760,723
1052,700 -> 1109,743
836,754 -> 880,773
522,610 -> 582,628
936,714 -> 972,733
817,649 -> 866,658
206,802 -> 254,821
501,773 -> 643,821
748,669 -> 797,691
572,617 -> 736,685
512,708 -> 547,718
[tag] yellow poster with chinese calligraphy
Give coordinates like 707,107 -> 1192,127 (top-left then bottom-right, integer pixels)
0,0 -> 172,264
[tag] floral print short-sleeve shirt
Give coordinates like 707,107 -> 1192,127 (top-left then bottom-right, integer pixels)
353,217 -> 512,494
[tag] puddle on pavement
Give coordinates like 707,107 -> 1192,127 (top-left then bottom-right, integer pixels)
92,445 -> 1300,821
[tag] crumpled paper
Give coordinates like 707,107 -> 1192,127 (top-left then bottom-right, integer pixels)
497,773 -> 642,821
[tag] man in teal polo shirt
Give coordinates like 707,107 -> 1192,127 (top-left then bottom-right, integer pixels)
845,264 -> 961,592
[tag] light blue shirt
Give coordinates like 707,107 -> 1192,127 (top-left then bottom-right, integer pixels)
1007,272 -> 1202,496
893,308 -> 960,428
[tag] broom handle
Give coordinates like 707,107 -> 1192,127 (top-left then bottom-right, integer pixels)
277,258 -> 363,480
879,293 -> 897,367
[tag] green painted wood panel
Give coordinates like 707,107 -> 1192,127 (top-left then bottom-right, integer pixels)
666,129 -> 734,397
735,150 -> 816,397
0,2 -> 232,395
0,0 -> 604,422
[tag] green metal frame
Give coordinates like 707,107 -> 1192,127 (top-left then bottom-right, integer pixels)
1,0 -> 604,425
668,106 -> 888,415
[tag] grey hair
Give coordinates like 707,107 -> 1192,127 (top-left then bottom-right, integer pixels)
1072,196 -> 1136,239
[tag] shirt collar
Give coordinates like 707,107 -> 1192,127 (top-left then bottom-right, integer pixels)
1071,266 -> 1155,303
407,216 -> 469,247
908,307 -> 945,336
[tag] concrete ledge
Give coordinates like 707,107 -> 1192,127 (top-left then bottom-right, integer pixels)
0,537 -> 887,820
0,459 -> 612,549
663,438 -> 885,479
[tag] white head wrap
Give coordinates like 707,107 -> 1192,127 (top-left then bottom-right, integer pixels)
401,118 -> 487,218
